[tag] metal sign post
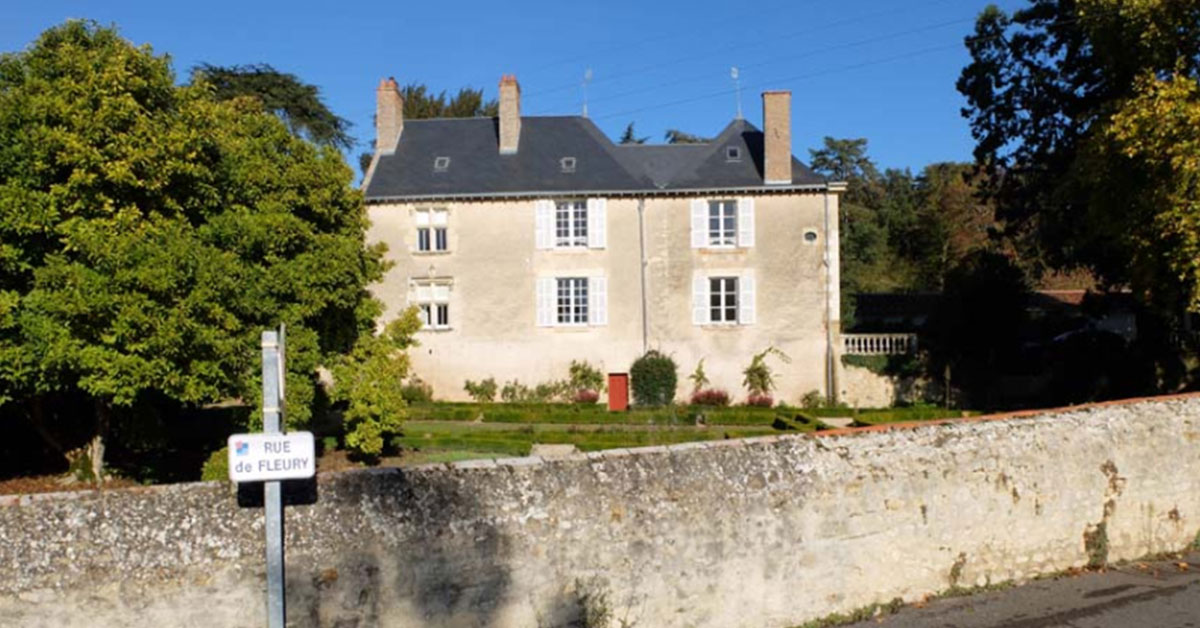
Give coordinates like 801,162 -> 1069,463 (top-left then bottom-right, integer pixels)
229,326 -> 314,628
261,327 -> 286,628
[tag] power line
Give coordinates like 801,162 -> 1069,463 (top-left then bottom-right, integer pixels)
591,10 -> 1100,123
522,0 -> 960,101
529,13 -> 976,115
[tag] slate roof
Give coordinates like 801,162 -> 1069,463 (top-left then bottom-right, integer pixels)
364,116 -> 827,201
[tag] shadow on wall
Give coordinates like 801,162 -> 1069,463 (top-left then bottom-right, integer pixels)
294,469 -> 515,627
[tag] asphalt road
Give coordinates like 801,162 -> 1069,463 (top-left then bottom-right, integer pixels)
844,553 -> 1200,628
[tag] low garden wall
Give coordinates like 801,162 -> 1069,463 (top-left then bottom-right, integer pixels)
2,394 -> 1200,627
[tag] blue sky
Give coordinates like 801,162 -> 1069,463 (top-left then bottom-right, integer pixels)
4,0 -> 1027,173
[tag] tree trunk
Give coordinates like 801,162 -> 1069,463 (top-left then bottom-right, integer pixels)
89,399 -> 111,482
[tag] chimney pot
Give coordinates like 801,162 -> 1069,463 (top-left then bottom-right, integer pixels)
499,74 -> 521,154
762,90 -> 792,185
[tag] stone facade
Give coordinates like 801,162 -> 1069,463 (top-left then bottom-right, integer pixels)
368,189 -> 841,403
3,395 -> 1200,627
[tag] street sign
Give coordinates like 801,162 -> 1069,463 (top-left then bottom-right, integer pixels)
227,431 -> 315,482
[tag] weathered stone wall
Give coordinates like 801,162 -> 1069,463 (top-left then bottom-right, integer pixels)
3,394 -> 1200,627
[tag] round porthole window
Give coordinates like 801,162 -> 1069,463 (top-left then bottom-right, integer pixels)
803,230 -> 818,243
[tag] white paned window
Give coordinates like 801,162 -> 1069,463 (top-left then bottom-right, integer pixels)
691,198 -> 755,249
415,209 -> 448,253
708,200 -> 737,247
693,270 -> 755,326
556,277 -> 589,324
536,275 -> 607,327
413,282 -> 451,330
538,198 -> 606,250
709,276 -> 739,323
555,200 -> 588,248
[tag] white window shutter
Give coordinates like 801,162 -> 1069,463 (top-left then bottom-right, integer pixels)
535,200 -> 553,250
692,272 -> 709,325
739,271 -> 756,325
590,275 -> 607,325
738,197 -> 755,248
536,277 -> 555,327
587,198 -> 606,249
690,199 -> 707,249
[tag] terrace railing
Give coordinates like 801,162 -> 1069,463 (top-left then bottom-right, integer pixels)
843,333 -> 918,356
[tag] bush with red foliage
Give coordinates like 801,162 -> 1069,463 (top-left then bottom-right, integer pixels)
746,394 -> 774,407
689,388 -> 730,406
573,389 -> 600,404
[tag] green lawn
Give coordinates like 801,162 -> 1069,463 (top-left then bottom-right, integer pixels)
388,402 -> 974,464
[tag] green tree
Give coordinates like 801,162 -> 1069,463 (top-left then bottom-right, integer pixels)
192,63 -> 354,151
809,138 -> 899,325
664,129 -> 711,144
331,309 -> 420,456
619,122 -> 648,144
957,0 -> 1200,311
0,22 -> 386,478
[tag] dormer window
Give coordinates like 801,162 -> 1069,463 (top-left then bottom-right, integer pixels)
433,156 -> 451,172
560,157 -> 577,173
725,146 -> 741,162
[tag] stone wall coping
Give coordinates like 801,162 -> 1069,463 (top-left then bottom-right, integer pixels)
4,391 -> 1199,508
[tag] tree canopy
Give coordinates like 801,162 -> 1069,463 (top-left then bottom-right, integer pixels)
958,0 -> 1200,311
619,122 -> 648,144
0,21 -> 387,476
192,63 -> 354,151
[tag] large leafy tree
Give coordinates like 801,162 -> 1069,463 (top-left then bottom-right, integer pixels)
957,0 -> 1200,311
0,22 -> 386,478
193,63 -> 354,151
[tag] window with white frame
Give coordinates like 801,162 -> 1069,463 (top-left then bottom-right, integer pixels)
709,277 -> 739,323
536,275 -> 607,327
708,200 -> 737,247
415,209 -> 448,253
555,200 -> 588,247
556,277 -> 588,324
690,198 -> 755,249
535,198 -> 607,250
412,282 -> 451,330
693,270 -> 755,325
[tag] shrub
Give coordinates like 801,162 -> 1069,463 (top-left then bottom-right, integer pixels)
689,388 -> 730,406
401,377 -> 434,403
500,379 -> 527,403
746,393 -> 774,407
500,379 -> 568,403
463,377 -> 498,403
800,389 -> 824,409
533,380 -> 568,402
688,359 -> 710,393
630,350 -> 678,406
200,446 -> 229,482
331,310 -> 421,457
574,389 -> 600,404
743,346 -> 791,397
568,360 -> 606,394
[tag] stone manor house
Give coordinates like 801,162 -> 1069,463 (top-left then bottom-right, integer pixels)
362,75 -> 846,403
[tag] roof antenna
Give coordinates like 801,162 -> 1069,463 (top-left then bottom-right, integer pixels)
732,66 -> 743,120
582,68 -> 593,118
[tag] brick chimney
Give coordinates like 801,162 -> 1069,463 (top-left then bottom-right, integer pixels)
762,90 -> 792,185
499,74 -> 521,154
375,77 -> 404,154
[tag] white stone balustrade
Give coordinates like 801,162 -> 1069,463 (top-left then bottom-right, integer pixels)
842,333 -> 918,355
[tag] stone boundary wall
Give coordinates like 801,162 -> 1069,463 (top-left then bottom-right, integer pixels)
3,394 -> 1200,627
